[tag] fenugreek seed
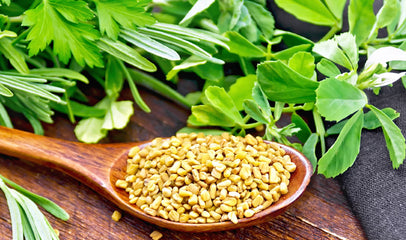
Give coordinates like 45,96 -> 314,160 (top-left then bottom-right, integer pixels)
269,167 -> 280,183
179,189 -> 193,197
189,211 -> 199,218
126,164 -> 138,175
273,162 -> 284,173
223,197 -> 237,206
285,162 -> 297,172
244,209 -> 255,218
111,210 -> 122,222
211,168 -> 222,179
150,231 -> 163,240
115,180 -> 128,189
228,212 -> 238,224
144,207 -> 157,216
253,167 -> 262,179
228,191 -> 241,198
220,204 -> 233,212
158,209 -> 169,219
179,214 -> 189,223
209,183 -> 217,199
207,218 -> 216,223
201,189 -> 211,201
128,146 -> 140,158
210,210 -> 221,220
217,179 -> 232,189
263,200 -> 273,208
169,161 -> 181,173
188,194 -> 198,205
220,188 -> 228,200
240,164 -> 252,180
280,182 -> 288,194
229,174 -> 241,182
192,169 -> 200,181
245,134 -> 258,146
177,206 -> 186,214
150,196 -> 162,210
168,210 -> 180,222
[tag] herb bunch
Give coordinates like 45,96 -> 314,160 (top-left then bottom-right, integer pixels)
152,0 -> 406,177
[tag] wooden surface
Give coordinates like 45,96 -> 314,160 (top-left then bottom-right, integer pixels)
0,83 -> 367,239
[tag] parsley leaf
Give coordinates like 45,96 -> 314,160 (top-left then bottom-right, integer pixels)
22,0 -> 103,67
94,0 -> 155,39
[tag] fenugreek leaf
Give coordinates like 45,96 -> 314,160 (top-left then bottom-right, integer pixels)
224,31 -> 266,58
324,0 -> 346,21
348,0 -> 376,45
243,99 -> 269,124
302,133 -> 318,173
313,38 -> 353,71
257,60 -> 319,103
188,105 -> 237,127
316,78 -> 367,122
252,82 -> 271,117
205,86 -> 244,125
316,58 -> 341,77
288,51 -> 315,78
228,74 -> 256,111
327,107 -> 400,135
318,110 -> 364,178
368,105 -> 406,168
274,0 -> 336,26
291,112 -> 312,143
74,117 -> 107,143
244,0 -> 275,39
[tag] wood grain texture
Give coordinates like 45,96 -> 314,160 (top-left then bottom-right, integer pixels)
0,86 -> 366,239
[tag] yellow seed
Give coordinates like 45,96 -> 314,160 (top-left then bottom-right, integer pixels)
111,210 -> 122,222
201,211 -> 211,218
189,211 -> 199,218
126,164 -> 138,175
228,212 -> 238,224
253,167 -> 262,179
217,180 -> 232,189
220,204 -> 233,212
269,167 -> 280,183
179,214 -> 189,223
211,168 -> 222,179
223,197 -> 237,206
115,180 -> 128,189
240,164 -> 252,180
273,162 -> 284,172
280,182 -> 288,194
244,209 -> 255,218
201,189 -> 211,202
210,210 -> 221,220
168,210 -> 180,222
128,146 -> 140,158
209,183 -> 217,199
158,209 -> 168,219
179,189 -> 193,198
188,194 -> 198,205
144,207 -> 157,216
150,231 -> 163,240
252,195 -> 264,208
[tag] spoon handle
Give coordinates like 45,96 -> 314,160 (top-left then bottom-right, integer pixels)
0,126 -> 132,194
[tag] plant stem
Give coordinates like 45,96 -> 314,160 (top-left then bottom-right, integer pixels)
9,15 -> 24,23
320,25 -> 340,42
313,108 -> 326,155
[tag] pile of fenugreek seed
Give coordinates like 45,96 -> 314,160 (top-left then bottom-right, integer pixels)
115,133 -> 296,224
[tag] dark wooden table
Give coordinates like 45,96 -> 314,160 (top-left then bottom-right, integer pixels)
0,85 -> 367,239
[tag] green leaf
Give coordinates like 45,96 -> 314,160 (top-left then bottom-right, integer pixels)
348,0 -> 376,45
334,33 -> 358,69
288,51 -> 315,78
302,133 -> 318,173
97,37 -> 156,72
180,0 -> 215,25
0,179 -> 23,240
291,112 -> 312,143
244,1 -> 275,39
376,0 -> 400,29
324,0 -> 346,20
120,29 -> 180,61
23,0 -> 103,67
102,100 -> 134,130
274,0 -> 337,26
273,29 -> 314,47
51,100 -> 106,118
0,82 -> 12,97
368,105 -> 406,168
205,86 -> 244,125
0,37 -> 29,74
0,174 -> 69,221
188,105 -> 236,127
252,82 -> 271,117
318,110 -> 364,178
273,44 -> 312,61
95,0 -> 155,39
316,78 -> 367,121
167,56 -> 206,80
224,31 -> 265,58
243,99 -> 269,124
313,38 -> 353,70
0,101 -> 12,128
29,68 -> 89,83
228,74 -> 256,110
192,61 -> 224,82
74,117 -> 107,143
257,60 -> 319,103
105,56 -> 124,97
316,58 -> 341,77
327,107 -> 400,135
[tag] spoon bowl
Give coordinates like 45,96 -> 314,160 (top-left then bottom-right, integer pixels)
0,126 -> 312,232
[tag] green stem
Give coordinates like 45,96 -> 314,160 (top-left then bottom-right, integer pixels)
313,108 -> 326,155
9,15 -> 24,23
320,25 -> 340,42
241,121 -> 263,129
129,69 -> 192,108
11,29 -> 30,46
118,61 -> 151,113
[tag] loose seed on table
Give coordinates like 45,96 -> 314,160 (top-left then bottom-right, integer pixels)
116,133 -> 296,224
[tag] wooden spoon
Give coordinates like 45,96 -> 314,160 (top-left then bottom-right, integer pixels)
0,126 -> 313,232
